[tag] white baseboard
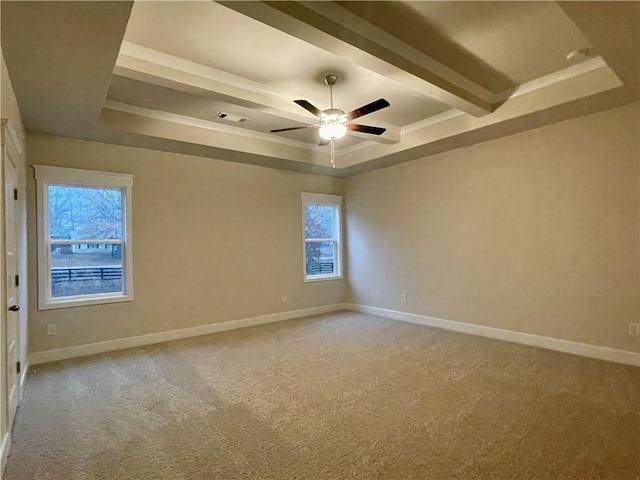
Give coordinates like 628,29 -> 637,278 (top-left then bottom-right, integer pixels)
0,432 -> 10,478
27,302 -> 640,367
347,303 -> 640,367
29,303 -> 350,366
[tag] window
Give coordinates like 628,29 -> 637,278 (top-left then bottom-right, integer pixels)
34,166 -> 134,309
302,192 -> 342,282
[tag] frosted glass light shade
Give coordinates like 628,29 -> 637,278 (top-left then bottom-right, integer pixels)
319,123 -> 347,140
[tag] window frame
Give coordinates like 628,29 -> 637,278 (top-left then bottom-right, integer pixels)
34,165 -> 134,310
301,192 -> 343,283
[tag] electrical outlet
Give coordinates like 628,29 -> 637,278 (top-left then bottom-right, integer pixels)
628,323 -> 640,336
46,324 -> 56,336
400,294 -> 406,303
281,294 -> 287,304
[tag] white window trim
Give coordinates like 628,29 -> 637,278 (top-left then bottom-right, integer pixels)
34,165 -> 134,310
301,192 -> 343,283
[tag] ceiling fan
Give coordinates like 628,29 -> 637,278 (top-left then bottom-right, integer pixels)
270,74 -> 390,168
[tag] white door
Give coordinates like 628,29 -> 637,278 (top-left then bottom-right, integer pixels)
4,141 -> 20,427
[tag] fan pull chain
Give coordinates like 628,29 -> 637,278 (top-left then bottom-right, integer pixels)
330,139 -> 336,169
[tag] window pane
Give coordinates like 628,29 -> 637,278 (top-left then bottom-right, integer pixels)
50,243 -> 123,298
304,204 -> 334,239
48,186 -> 123,240
305,241 -> 336,276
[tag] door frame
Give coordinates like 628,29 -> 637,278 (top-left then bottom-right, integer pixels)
0,119 -> 25,474
3,132 -> 20,429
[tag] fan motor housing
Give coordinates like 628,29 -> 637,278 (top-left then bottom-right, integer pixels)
322,108 -> 346,120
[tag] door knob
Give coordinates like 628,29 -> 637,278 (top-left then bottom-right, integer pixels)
8,305 -> 19,312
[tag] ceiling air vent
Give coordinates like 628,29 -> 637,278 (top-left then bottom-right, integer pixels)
216,112 -> 249,123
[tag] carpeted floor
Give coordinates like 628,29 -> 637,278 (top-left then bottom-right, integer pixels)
5,311 -> 640,479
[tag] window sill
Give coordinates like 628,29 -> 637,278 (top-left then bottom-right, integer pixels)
304,274 -> 343,283
38,293 -> 133,311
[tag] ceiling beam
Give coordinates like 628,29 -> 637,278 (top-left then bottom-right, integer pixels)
100,105 -> 331,166
103,99 -> 324,152
217,1 -> 495,117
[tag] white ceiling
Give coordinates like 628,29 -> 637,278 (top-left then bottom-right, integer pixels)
345,1 -> 593,88
1,1 -> 638,176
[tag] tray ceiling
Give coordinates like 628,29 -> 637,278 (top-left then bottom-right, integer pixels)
1,1 -> 638,176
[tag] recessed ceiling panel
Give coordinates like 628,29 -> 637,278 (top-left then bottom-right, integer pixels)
123,0 -> 451,127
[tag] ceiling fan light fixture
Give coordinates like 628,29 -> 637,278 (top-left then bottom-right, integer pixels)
270,75 -> 390,167
319,110 -> 348,140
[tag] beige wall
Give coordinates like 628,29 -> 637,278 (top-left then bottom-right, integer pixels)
1,52 -> 25,147
23,103 -> 640,356
27,134 -> 346,353
345,102 -> 639,353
